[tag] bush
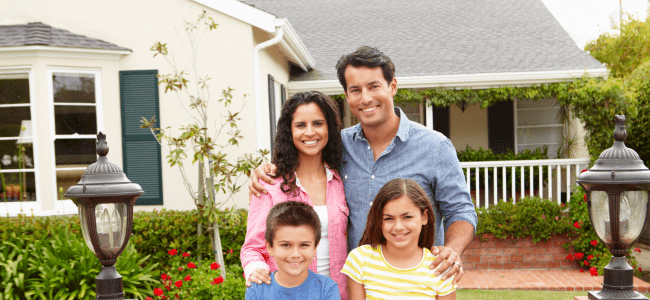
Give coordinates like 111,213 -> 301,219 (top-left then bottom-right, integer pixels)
457,146 -> 549,191
131,207 -> 247,269
0,229 -> 157,300
149,249 -> 245,299
475,196 -> 572,243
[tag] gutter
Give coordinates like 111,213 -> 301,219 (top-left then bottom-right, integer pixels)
253,20 -> 284,153
287,68 -> 610,95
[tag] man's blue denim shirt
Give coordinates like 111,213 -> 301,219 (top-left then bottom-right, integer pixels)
340,107 -> 477,250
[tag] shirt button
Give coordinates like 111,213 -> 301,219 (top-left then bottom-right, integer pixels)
367,146 -> 370,150
345,175 -> 347,179
369,201 -> 373,206
330,220 -> 333,223
371,175 -> 375,179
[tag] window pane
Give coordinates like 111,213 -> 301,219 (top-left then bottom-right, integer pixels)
0,78 -> 30,105
0,107 -> 31,137
400,103 -> 422,124
53,73 -> 95,104
55,139 -> 96,166
54,105 -> 97,135
0,140 -> 34,170
0,171 -> 36,202
56,169 -> 85,200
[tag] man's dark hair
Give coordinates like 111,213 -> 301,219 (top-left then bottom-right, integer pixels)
335,46 -> 396,92
265,201 -> 322,247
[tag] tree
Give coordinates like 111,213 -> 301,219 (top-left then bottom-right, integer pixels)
142,11 -> 267,279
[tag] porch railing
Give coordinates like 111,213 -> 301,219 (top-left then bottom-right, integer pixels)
459,158 -> 591,209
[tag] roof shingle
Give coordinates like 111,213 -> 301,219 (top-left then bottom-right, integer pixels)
0,22 -> 130,51
245,0 -> 605,81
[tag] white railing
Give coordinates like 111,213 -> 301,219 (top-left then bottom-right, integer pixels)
459,158 -> 590,209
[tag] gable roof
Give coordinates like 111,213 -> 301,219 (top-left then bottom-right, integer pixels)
0,22 -> 130,51
245,0 -> 607,92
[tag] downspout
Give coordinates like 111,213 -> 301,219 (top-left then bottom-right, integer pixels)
253,22 -> 284,153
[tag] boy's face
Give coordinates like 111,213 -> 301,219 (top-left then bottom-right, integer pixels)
266,225 -> 317,283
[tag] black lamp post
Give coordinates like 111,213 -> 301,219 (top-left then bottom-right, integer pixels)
66,132 -> 144,300
577,115 -> 650,300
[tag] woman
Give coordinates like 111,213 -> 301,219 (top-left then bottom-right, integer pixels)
241,91 -> 348,299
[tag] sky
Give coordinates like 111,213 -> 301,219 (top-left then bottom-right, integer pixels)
542,0 -> 649,49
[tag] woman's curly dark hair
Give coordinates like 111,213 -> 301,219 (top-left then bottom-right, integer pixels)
272,91 -> 344,195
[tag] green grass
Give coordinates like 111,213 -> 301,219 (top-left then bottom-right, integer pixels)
457,289 -> 650,300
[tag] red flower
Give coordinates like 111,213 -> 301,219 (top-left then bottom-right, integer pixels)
584,194 -> 587,202
587,255 -> 594,261
174,280 -> 182,288
146,297 -> 153,300
161,273 -> 169,280
566,254 -> 575,260
640,267 -> 643,272
242,272 -> 246,278
561,203 -> 565,207
210,262 -> 221,270
178,267 -> 183,271
187,262 -> 196,269
154,288 -> 164,296
211,276 -> 224,285
184,275 -> 191,282
582,169 -> 588,173
162,296 -> 166,300
229,249 -> 234,254
590,240 -> 598,247
575,252 -> 584,260
579,269 -> 585,273
182,252 -> 190,257
635,247 -> 642,253
168,249 -> 177,256
590,267 -> 598,276
584,260 -> 590,266
574,221 -> 581,229
165,286 -> 171,291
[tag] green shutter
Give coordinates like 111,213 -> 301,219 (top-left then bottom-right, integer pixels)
119,70 -> 163,205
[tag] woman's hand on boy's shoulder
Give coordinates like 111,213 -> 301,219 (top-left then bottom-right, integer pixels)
430,246 -> 463,285
245,268 -> 272,287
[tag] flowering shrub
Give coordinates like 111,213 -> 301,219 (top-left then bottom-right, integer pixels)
149,249 -> 245,299
562,185 -> 640,276
475,196 -> 573,242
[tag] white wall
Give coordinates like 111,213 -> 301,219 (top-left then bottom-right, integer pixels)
449,103 -> 489,151
0,0 -> 291,214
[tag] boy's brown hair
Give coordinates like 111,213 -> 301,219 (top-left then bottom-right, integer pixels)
265,201 -> 321,246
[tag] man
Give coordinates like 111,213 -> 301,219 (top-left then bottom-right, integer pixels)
250,46 -> 477,285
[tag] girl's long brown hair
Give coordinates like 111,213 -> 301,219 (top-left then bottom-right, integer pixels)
358,178 -> 436,249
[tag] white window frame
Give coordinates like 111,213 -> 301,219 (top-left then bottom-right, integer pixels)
0,66 -> 41,215
514,98 -> 564,157
47,67 -> 103,213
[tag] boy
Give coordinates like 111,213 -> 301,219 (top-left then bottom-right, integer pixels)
245,201 -> 341,300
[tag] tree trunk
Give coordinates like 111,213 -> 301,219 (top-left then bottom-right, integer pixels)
197,165 -> 204,264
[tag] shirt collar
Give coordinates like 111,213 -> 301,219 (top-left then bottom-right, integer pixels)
295,164 -> 334,187
353,107 -> 411,142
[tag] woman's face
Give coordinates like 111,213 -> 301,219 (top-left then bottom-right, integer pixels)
291,102 -> 329,159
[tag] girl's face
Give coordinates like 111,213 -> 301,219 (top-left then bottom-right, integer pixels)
381,195 -> 428,250
291,103 -> 329,159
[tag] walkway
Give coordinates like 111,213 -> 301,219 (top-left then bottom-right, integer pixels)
460,269 -> 650,292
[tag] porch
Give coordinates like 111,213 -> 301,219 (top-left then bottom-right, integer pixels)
460,158 -> 591,208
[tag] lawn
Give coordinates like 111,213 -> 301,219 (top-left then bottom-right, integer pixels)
457,289 -> 650,300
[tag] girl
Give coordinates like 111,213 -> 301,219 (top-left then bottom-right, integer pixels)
342,178 -> 456,300
241,91 -> 349,299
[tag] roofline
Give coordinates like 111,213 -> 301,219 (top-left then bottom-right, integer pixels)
287,68 -> 610,95
193,0 -> 315,70
0,46 -> 131,60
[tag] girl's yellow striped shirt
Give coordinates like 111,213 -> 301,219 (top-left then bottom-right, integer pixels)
341,244 -> 456,299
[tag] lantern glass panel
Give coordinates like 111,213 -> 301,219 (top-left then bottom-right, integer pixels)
590,191 -> 611,243
95,203 -> 128,253
620,190 -> 648,243
78,205 -> 95,254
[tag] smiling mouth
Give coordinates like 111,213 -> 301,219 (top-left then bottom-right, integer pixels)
392,232 -> 410,240
303,140 -> 319,146
287,261 -> 304,267
362,106 -> 377,112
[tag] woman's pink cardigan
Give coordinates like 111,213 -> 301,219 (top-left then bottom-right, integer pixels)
240,169 -> 349,299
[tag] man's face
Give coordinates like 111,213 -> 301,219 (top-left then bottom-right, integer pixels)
343,66 -> 397,128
